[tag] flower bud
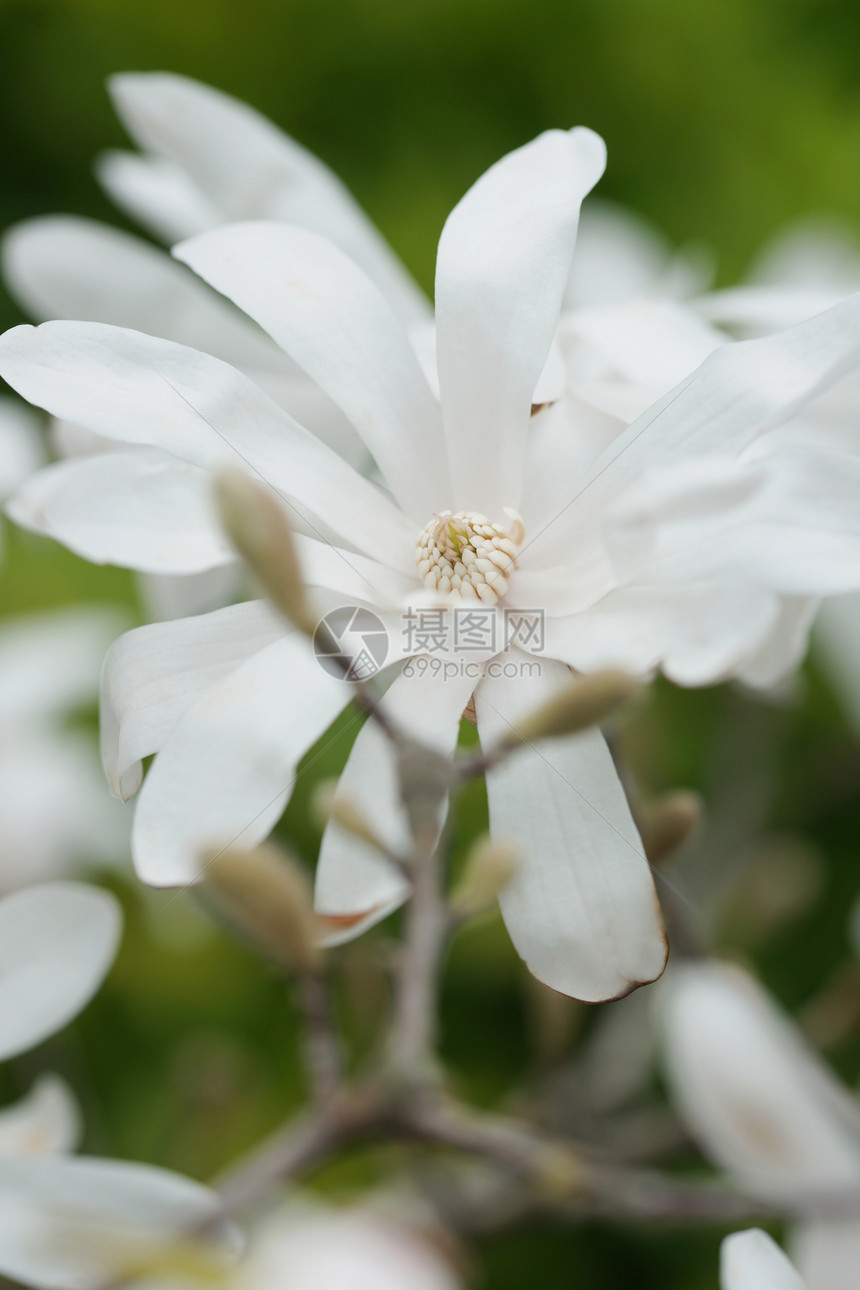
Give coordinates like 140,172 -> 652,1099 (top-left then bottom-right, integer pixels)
501,670 -> 641,750
450,834 -> 519,919
313,778 -> 389,854
214,468 -> 316,637
639,791 -> 702,866
202,843 -> 320,972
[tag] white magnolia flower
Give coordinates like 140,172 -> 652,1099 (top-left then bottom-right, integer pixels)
721,1229 -> 807,1290
0,609 -> 128,890
5,130 -> 860,999
661,960 -> 860,1290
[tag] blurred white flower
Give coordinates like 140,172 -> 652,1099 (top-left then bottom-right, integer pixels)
0,1076 -> 80,1160
0,881 -> 120,1177
0,397 -> 43,561
661,959 -> 860,1290
0,609 -> 128,890
5,128 -> 860,999
0,1153 -> 237,1290
239,1201 -> 460,1290
721,1228 -> 807,1290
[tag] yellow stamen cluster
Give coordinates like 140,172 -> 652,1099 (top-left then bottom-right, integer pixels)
416,509 -> 525,605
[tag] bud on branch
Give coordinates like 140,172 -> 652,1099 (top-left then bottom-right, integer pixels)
450,834 -> 519,920
203,843 -> 321,972
214,468 -> 317,637
500,670 -> 642,751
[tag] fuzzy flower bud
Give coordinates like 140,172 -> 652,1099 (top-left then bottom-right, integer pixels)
214,468 -> 316,637
639,791 -> 702,866
450,834 -> 519,919
203,843 -> 320,972
501,669 -> 641,750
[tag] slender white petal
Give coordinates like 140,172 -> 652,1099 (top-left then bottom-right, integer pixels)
0,884 -> 121,1060
557,298 -> 724,421
541,580 -> 778,687
0,1154 -> 236,1289
2,216 -> 280,372
95,148 -> 221,242
0,1076 -> 81,1159
607,449 -> 860,596
566,199 -> 711,308
101,601 -> 284,801
529,294 -> 860,569
720,1229 -> 807,1290
131,636 -> 351,886
109,72 -> 429,327
176,222 -> 448,520
0,321 -> 415,569
244,1202 -> 460,1290
138,564 -> 242,623
791,1220 -> 860,1290
735,596 -> 819,690
435,128 -> 606,515
0,397 -> 43,501
475,656 -> 666,1000
314,664 -> 476,939
660,961 -> 860,1200
9,450 -> 233,573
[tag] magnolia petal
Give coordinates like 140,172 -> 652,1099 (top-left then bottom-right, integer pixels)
720,1229 -> 807,1290
435,127 -> 606,516
109,72 -> 429,328
557,298 -> 724,422
2,216 -> 280,373
96,149 -> 221,243
530,293 -> 860,570
246,1202 -> 460,1290
101,600 -> 284,801
176,222 -> 447,521
138,564 -> 243,623
475,655 -> 666,1001
566,199 -> 711,309
791,1220 -> 860,1290
0,321 -> 415,570
0,1154 -> 236,1289
295,535 -> 417,607
0,1076 -> 81,1159
735,597 -> 819,690
9,450 -> 233,574
542,580 -> 779,688
131,635 -> 351,886
700,284 -> 847,335
0,397 -> 43,500
0,883 -> 121,1060
660,961 -> 860,1200
314,664 -> 476,938
606,448 -> 860,597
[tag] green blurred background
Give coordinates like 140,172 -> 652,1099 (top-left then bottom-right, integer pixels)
2,0 -> 860,1285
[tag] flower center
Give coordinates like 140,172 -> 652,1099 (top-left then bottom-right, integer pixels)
416,509 -> 525,605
